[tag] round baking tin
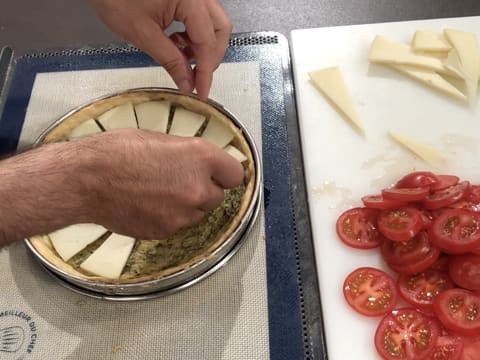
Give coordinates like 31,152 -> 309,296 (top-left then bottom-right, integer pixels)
24,87 -> 262,298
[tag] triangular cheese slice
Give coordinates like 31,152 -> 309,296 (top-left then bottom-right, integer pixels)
168,107 -> 206,137
79,233 -> 135,279
97,103 -> 138,130
388,64 -> 466,101
201,118 -> 235,148
49,223 -> 108,261
388,131 -> 445,168
308,66 -> 363,133
443,49 -> 467,80
67,119 -> 102,140
224,145 -> 247,162
412,31 -> 452,53
135,101 -> 170,133
368,36 -> 452,76
444,29 -> 480,104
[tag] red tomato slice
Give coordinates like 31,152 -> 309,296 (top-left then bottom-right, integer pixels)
378,207 -> 424,242
374,308 -> 440,359
423,181 -> 471,210
382,187 -> 430,202
361,194 -> 407,210
343,267 -> 398,317
429,209 -> 480,254
430,335 -> 464,360
380,231 -> 432,266
469,185 -> 480,202
395,171 -> 440,189
434,288 -> 480,336
430,255 -> 450,272
388,245 -> 441,274
462,335 -> 480,360
448,254 -> 480,291
335,207 -> 384,249
397,270 -> 454,312
431,175 -> 460,191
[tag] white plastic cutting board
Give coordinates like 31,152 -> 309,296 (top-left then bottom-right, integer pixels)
291,16 -> 480,359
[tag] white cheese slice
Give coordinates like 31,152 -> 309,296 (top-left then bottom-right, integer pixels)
388,131 -> 445,168
443,49 -> 468,80
388,64 -> 466,101
224,145 -> 247,162
444,29 -> 480,104
412,31 -> 452,53
49,223 -> 108,261
308,66 -> 363,133
369,35 -> 452,75
97,103 -> 138,130
79,233 -> 135,279
135,101 -> 170,133
67,119 -> 102,140
201,118 -> 235,148
168,107 -> 206,137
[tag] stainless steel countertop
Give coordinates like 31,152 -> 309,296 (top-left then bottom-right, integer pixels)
2,0 -> 480,55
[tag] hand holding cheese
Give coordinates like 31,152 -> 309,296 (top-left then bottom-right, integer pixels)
88,0 -> 232,100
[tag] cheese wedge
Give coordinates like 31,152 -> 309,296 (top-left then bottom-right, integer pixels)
224,145 -> 247,162
168,107 -> 206,137
443,49 -> 467,80
308,66 -> 363,133
369,35 -> 452,75
68,119 -> 102,140
388,131 -> 445,168
412,31 -> 452,53
97,103 -> 138,130
444,29 -> 480,104
388,64 -> 466,101
79,233 -> 135,279
49,223 -> 108,261
135,101 -> 170,133
201,118 -> 235,148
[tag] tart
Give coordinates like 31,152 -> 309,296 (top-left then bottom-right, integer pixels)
27,89 -> 257,287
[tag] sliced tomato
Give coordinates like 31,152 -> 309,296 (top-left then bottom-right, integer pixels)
430,255 -> 450,272
361,194 -> 407,210
462,335 -> 480,360
378,207 -> 424,242
380,231 -> 432,266
469,185 -> 480,203
374,308 -> 440,359
343,267 -> 398,317
423,181 -> 470,210
395,171 -> 440,189
448,254 -> 480,291
398,270 -> 454,312
430,335 -> 464,360
431,175 -> 460,191
434,289 -> 480,336
429,209 -> 480,254
382,187 -> 430,202
388,245 -> 441,275
449,185 -> 480,212
336,207 -> 384,249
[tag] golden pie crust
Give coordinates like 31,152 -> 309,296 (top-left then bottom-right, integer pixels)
28,89 -> 256,284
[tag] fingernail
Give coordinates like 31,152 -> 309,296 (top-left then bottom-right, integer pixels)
178,80 -> 192,94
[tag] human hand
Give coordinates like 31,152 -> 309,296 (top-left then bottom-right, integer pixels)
80,129 -> 244,239
89,0 -> 232,100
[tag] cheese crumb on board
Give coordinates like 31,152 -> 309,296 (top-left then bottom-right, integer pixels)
444,29 -> 480,104
308,66 -> 364,133
412,30 -> 452,53
168,107 -> 206,137
224,145 -> 247,162
67,119 -> 102,140
80,233 -> 135,279
388,131 -> 445,168
388,64 -> 466,101
49,223 -> 108,261
201,118 -> 235,148
97,103 -> 138,130
135,101 -> 170,133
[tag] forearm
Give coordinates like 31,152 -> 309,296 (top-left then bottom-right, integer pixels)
0,142 -> 95,247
